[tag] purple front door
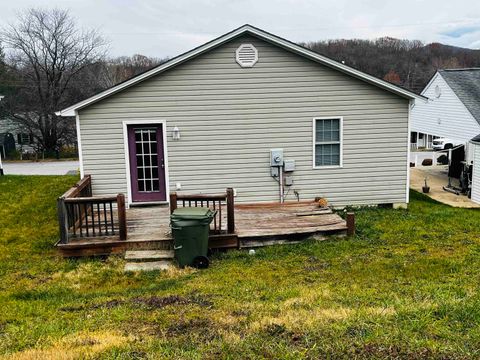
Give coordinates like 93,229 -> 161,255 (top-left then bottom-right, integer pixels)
128,124 -> 166,202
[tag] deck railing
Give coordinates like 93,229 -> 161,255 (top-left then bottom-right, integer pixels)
57,175 -> 127,244
169,188 -> 235,234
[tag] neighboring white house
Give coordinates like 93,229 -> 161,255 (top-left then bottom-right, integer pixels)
0,95 -> 36,155
410,68 -> 480,161
58,24 -> 424,208
470,134 -> 480,204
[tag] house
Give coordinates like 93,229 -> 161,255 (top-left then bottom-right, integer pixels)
410,68 -> 480,161
58,24 -> 423,208
470,134 -> 480,204
0,95 -> 35,156
0,118 -> 35,154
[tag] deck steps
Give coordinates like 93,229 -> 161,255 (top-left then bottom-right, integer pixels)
124,250 -> 175,272
124,260 -> 172,272
124,250 -> 174,261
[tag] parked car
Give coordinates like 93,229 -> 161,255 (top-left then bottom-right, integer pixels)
432,138 -> 463,150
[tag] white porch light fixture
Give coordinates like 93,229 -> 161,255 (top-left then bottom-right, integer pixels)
172,126 -> 181,140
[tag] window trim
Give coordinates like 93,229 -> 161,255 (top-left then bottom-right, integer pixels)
312,117 -> 343,169
18,133 -> 32,145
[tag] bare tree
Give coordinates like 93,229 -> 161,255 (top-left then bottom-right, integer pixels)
1,8 -> 107,155
99,54 -> 167,88
303,37 -> 480,93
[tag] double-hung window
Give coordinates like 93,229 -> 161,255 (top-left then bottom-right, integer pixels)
17,133 -> 33,145
314,117 -> 342,167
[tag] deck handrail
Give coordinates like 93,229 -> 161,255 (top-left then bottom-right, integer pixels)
170,188 -> 235,234
57,176 -> 127,244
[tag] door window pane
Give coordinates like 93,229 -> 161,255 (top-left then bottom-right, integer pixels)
134,128 -> 161,193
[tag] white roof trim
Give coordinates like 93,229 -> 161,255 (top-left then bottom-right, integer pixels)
58,24 -> 425,117
420,71 -> 441,97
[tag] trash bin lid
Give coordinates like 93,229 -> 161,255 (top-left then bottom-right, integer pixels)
171,207 -> 215,220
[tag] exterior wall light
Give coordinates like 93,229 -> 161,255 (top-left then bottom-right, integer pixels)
172,126 -> 181,140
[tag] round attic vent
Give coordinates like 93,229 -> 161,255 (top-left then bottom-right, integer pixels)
236,44 -> 258,68
435,85 -> 441,98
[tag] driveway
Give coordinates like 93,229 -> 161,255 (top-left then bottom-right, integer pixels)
410,151 -> 435,165
2,160 -> 79,175
410,166 -> 480,208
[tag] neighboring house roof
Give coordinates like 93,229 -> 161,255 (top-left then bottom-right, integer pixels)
58,24 -> 424,117
470,134 -> 480,144
439,68 -> 480,125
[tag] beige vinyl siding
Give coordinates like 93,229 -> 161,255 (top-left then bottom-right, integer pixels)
79,34 -> 409,206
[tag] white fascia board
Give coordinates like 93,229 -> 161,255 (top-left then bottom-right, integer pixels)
57,26 -> 252,117
58,25 -> 425,117
421,71 -> 440,97
248,27 -> 426,102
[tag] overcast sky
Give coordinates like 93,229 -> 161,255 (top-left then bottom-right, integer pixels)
2,0 -> 480,58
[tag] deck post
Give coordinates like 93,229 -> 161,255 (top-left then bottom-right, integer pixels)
117,193 -> 127,240
346,212 -> 355,236
226,188 -> 235,234
57,197 -> 69,244
170,192 -> 177,214
86,175 -> 92,196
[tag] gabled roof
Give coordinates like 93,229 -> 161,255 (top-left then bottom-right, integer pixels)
439,68 -> 480,125
470,133 -> 480,144
58,24 -> 424,117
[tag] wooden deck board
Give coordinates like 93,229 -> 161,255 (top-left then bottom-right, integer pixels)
57,202 -> 347,256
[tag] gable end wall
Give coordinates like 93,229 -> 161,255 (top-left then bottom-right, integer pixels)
78,35 -> 409,206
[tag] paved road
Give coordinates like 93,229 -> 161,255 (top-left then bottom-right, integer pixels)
1,160 -> 79,175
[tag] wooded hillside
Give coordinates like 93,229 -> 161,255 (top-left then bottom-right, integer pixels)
303,38 -> 480,93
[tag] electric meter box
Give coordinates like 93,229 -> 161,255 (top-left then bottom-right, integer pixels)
270,149 -> 284,167
284,159 -> 295,172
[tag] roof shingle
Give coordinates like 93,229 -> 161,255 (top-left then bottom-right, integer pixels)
439,68 -> 480,125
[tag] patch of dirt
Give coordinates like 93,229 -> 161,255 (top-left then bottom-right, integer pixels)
262,322 -> 304,345
132,295 -> 213,309
59,294 -> 214,312
167,317 -> 211,334
166,317 -> 219,341
265,323 -> 288,336
354,344 -> 468,360
304,256 -> 331,272
96,299 -> 125,309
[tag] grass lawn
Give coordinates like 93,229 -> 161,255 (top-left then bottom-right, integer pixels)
1,175 -> 480,359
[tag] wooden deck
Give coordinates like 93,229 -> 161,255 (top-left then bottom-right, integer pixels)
57,201 -> 347,257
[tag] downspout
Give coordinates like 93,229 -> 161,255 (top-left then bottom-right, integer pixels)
406,99 -> 413,204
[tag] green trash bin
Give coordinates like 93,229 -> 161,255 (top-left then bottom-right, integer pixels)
170,207 -> 216,268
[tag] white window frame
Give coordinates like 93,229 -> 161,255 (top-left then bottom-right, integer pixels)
18,133 -> 32,145
312,117 -> 343,169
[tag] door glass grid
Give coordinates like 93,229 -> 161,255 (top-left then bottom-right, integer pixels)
135,128 -> 160,192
